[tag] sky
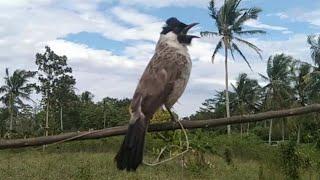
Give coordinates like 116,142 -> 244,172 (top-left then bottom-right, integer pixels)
0,0 -> 320,117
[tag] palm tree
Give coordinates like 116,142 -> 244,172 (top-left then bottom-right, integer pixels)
293,63 -> 312,143
260,54 -> 294,144
307,35 -> 320,68
232,73 -> 262,135
0,68 -> 36,133
201,0 -> 265,134
306,35 -> 320,103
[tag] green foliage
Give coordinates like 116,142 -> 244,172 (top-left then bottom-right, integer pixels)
35,46 -> 76,132
0,108 -> 8,137
201,0 -> 265,66
223,147 -> 232,165
0,68 -> 36,133
279,140 -> 301,179
232,73 -> 262,115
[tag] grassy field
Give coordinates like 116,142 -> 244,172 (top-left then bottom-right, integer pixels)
0,135 -> 319,180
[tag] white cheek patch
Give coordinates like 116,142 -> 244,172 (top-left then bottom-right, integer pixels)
160,32 -> 189,57
164,32 -> 178,40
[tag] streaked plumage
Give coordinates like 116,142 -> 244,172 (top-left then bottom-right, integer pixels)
115,17 -> 198,171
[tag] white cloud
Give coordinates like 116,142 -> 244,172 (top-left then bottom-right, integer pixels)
245,19 -> 288,31
273,12 -> 289,19
47,40 -> 145,70
297,10 -> 320,27
111,6 -> 160,26
272,9 -> 320,27
117,0 -> 224,8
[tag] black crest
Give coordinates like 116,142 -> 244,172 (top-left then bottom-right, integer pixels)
161,17 -> 199,45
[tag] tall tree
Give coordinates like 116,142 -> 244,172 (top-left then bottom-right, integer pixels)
307,35 -> 320,68
306,35 -> 320,103
0,68 -> 36,134
231,73 -> 262,135
293,63 -> 312,143
35,46 -> 74,135
53,74 -> 76,132
201,0 -> 265,134
260,54 -> 294,144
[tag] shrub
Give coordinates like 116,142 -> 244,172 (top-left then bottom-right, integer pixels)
279,140 -> 301,179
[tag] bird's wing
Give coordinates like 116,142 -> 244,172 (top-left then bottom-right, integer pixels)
131,52 -> 178,119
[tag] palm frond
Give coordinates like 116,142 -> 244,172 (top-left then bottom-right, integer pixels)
200,31 -> 219,37
208,0 -> 218,20
232,43 -> 253,70
229,43 -> 236,60
233,7 -> 262,31
211,38 -> 223,63
236,30 -> 266,35
235,37 -> 263,59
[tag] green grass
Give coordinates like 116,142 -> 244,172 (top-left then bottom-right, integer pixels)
0,136 -> 319,179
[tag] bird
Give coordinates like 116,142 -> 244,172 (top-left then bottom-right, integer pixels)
115,17 -> 199,171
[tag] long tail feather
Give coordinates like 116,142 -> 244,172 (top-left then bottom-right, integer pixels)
115,119 -> 146,171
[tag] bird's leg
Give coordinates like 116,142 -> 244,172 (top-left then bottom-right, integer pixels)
165,105 -> 177,122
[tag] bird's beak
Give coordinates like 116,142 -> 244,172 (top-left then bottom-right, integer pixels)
189,35 -> 200,39
181,22 -> 199,35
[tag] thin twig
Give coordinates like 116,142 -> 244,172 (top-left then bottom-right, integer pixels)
143,119 -> 189,166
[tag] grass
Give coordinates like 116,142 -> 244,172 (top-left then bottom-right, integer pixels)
0,135 -> 319,179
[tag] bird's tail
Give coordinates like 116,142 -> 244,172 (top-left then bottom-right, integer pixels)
115,116 -> 147,171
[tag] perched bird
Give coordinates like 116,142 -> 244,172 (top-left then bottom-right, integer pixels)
115,17 -> 199,171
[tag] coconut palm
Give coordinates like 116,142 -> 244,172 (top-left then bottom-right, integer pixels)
231,73 -> 262,135
201,0 -> 265,134
307,35 -> 320,68
305,35 -> 320,102
0,68 -> 36,133
293,63 -> 312,143
260,54 -> 294,144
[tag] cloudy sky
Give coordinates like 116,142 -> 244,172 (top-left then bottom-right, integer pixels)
1,0 -> 319,117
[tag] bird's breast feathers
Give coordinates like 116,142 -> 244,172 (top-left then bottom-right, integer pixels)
152,33 -> 192,108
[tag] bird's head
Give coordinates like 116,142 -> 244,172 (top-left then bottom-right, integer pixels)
161,17 -> 199,45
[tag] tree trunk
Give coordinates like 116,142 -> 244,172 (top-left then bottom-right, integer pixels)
297,123 -> 301,144
45,92 -> 49,137
247,123 -> 250,135
103,110 -> 107,129
268,119 -> 273,145
224,46 -> 231,135
60,106 -> 63,132
1,104 -> 320,149
281,119 -> 285,142
9,93 -> 13,132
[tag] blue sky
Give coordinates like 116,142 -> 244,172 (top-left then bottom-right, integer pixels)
0,0 -> 319,116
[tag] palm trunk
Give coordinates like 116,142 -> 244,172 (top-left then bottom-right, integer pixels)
224,46 -> 231,135
9,93 -> 13,132
240,124 -> 243,137
297,123 -> 301,144
268,119 -> 273,145
281,119 -> 285,142
247,123 -> 250,135
60,106 -> 63,132
45,92 -> 49,137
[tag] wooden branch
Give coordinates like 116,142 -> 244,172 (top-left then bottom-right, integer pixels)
1,104 -> 320,149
